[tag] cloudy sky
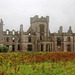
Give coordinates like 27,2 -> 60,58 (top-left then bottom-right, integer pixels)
0,0 -> 75,33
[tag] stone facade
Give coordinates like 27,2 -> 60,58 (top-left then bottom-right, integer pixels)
0,15 -> 75,52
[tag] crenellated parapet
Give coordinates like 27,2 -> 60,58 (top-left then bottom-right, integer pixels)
30,15 -> 49,24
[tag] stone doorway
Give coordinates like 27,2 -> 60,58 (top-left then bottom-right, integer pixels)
67,45 -> 71,51
41,44 -> 43,51
28,45 -> 32,51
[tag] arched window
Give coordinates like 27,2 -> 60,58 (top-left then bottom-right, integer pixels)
6,30 -> 9,35
12,30 -> 15,35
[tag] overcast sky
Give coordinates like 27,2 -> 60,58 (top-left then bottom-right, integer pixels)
0,0 -> 75,33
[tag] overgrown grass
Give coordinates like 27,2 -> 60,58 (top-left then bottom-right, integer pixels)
0,52 -> 75,75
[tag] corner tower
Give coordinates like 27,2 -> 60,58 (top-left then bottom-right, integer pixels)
0,19 -> 3,46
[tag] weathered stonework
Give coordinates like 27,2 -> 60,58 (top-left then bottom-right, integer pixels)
0,15 -> 75,52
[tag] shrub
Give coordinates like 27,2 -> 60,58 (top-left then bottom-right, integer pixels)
0,46 -> 9,52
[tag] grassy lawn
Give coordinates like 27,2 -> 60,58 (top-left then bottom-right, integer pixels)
0,52 -> 75,75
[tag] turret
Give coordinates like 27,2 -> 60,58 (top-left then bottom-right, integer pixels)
58,26 -> 63,34
67,26 -> 72,34
20,24 -> 23,35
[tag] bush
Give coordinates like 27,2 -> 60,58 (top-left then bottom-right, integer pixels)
0,46 -> 9,52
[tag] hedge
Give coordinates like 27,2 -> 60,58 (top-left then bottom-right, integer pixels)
0,46 -> 9,52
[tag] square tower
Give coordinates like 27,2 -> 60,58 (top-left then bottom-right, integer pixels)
30,15 -> 50,40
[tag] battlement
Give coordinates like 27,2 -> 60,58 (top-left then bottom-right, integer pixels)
30,15 -> 49,24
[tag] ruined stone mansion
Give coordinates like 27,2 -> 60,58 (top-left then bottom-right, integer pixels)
0,15 -> 75,52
